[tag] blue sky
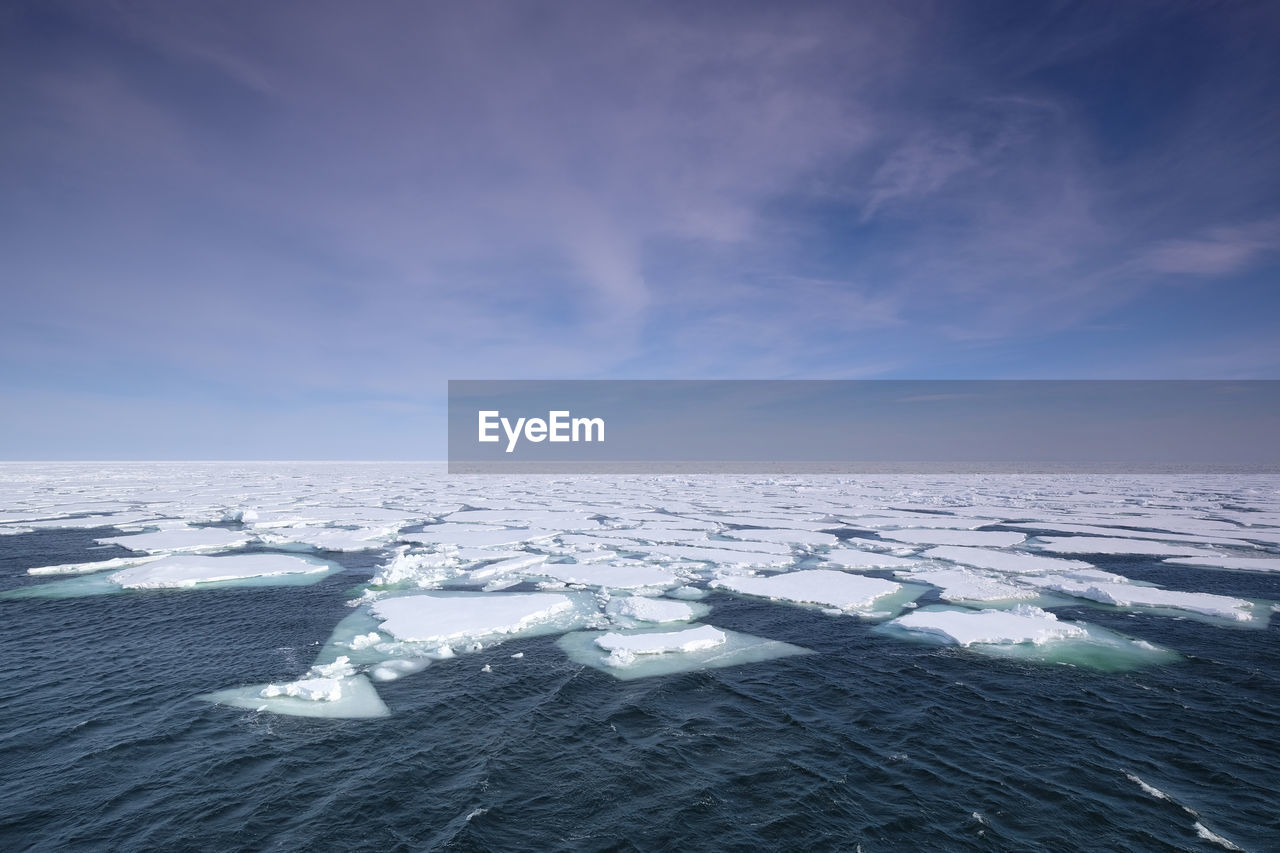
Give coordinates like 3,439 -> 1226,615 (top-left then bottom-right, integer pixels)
2,1 -> 1278,459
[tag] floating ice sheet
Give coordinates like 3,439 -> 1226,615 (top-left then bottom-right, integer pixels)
710,569 -> 918,616
532,562 -> 682,591
924,546 -> 1094,574
97,527 -> 252,554
879,605 -> 1178,671
888,604 -> 1087,646
3,553 -> 338,597
1163,555 -> 1280,573
822,549 -> 919,570
400,527 -> 558,548
596,624 -> 727,666
1019,576 -> 1261,624
558,626 -> 810,681
110,553 -> 334,589
1034,537 -> 1215,556
371,591 -> 594,645
604,595 -> 708,624
877,529 -> 1026,547
201,673 -> 390,719
27,554 -> 165,576
896,567 -> 1039,603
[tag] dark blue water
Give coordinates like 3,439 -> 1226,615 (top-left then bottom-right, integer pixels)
1,529 -> 1278,852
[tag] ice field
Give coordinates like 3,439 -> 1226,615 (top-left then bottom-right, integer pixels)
2,463 -> 1278,850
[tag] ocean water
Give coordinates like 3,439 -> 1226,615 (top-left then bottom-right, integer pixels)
1,465 -> 1278,851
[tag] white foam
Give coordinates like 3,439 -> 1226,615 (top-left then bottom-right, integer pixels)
1194,822 -> 1243,850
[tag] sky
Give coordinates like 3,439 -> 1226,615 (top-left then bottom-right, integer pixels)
2,1 -> 1279,459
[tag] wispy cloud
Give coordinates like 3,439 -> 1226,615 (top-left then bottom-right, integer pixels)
2,1 -> 1279,454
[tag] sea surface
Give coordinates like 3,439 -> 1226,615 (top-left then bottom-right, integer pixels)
0,464 -> 1277,852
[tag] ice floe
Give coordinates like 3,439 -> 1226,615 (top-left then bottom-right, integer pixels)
97,527 -> 252,554
596,624 -> 727,666
822,549 -> 919,570
1163,555 -> 1280,573
879,605 -> 1178,670
558,626 -> 809,680
201,655 -> 390,719
924,546 -> 1094,574
877,529 -> 1026,547
710,569 -> 913,615
895,567 -> 1039,603
888,604 -> 1086,646
604,595 -> 707,624
109,553 -> 334,589
1018,576 -> 1259,623
1034,537 -> 1215,556
371,591 -> 588,644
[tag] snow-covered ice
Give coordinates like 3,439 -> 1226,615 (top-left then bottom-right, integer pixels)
371,592 -> 583,644
595,624 -> 727,666
924,546 -> 1094,574
711,569 -> 904,612
97,527 -> 252,554
1163,555 -> 1280,573
877,529 -> 1026,547
109,553 -> 333,589
888,604 -> 1087,646
604,595 -> 706,624
822,549 -> 919,569
896,567 -> 1039,603
1034,537 -> 1215,557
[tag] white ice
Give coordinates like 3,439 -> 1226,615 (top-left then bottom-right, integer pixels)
711,569 -> 901,611
109,553 -> 332,589
97,527 -> 252,554
1034,537 -> 1215,556
889,604 -> 1087,646
1020,577 -> 1257,622
822,549 -> 919,569
595,624 -> 727,666
877,529 -> 1026,547
896,567 -> 1039,603
1164,555 -> 1280,573
605,595 -> 705,623
532,562 -> 681,591
924,545 -> 1095,574
371,592 -> 580,644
